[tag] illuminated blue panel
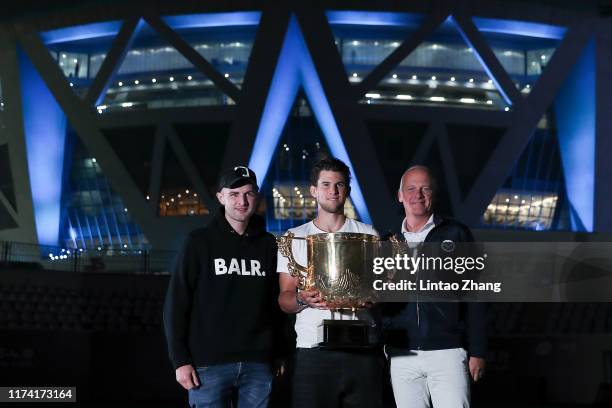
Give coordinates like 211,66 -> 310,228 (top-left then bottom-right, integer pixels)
91,19 -> 145,106
327,11 -> 565,39
40,21 -> 122,44
554,39 -> 595,231
326,10 -> 423,27
248,18 -> 301,184
249,17 -> 372,224
472,17 -> 566,40
18,48 -> 67,246
163,12 -> 261,29
40,12 -> 260,45
296,21 -> 371,224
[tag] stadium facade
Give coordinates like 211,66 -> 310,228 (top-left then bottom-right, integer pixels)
0,0 -> 611,251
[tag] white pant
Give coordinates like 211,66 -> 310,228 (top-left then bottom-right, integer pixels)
390,348 -> 470,408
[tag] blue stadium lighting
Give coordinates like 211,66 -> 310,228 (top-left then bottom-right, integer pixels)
18,48 -> 67,247
162,12 -> 261,29
39,11 -> 259,45
248,16 -> 373,224
472,17 -> 566,40
554,39 -> 595,232
248,17 -> 302,188
326,11 -> 564,41
40,21 -> 122,44
326,11 -> 423,27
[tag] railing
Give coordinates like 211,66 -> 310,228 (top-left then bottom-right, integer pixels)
0,241 -> 176,274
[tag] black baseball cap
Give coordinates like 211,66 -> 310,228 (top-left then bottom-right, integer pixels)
217,166 -> 258,192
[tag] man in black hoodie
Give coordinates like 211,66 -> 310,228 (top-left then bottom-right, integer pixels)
384,165 -> 486,408
164,166 -> 281,408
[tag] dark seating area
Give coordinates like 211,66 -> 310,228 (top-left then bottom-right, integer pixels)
488,303 -> 612,336
0,284 -> 163,333
0,266 -> 181,406
1,265 -> 610,406
4,275 -> 612,337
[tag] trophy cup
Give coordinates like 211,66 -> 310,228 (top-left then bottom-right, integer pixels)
277,232 -> 381,349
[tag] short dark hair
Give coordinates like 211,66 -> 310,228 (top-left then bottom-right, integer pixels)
310,157 -> 351,187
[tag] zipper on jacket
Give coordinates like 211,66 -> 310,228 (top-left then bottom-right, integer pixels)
403,219 -> 441,347
416,283 -> 420,328
417,221 -> 440,330
414,246 -> 420,328
416,247 -> 421,350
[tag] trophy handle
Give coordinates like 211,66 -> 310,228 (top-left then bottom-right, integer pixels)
389,234 -> 403,249
277,232 -> 310,290
387,234 -> 407,281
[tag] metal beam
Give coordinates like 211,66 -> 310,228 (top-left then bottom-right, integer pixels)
452,13 -> 523,107
356,10 -> 449,98
411,122 -> 440,166
164,123 -> 216,210
0,190 -> 18,223
84,18 -> 140,107
295,4 -> 397,228
14,23 -> 171,248
595,19 -> 612,232
98,106 -> 236,128
0,25 -> 37,243
221,4 -> 291,173
360,104 -> 513,127
459,23 -> 594,225
143,15 -> 241,103
148,124 -> 166,214
436,124 -> 462,214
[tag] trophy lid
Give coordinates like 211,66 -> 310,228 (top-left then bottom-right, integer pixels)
306,232 -> 379,243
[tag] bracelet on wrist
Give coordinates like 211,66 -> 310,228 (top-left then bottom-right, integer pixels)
296,293 -> 308,308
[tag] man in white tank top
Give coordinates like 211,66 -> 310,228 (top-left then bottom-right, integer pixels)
277,158 -> 384,408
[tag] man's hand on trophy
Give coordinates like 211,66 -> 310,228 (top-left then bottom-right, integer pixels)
298,290 -> 328,309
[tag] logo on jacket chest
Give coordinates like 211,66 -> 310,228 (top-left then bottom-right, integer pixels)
214,258 -> 265,276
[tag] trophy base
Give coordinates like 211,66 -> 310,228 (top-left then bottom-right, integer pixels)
318,319 -> 376,350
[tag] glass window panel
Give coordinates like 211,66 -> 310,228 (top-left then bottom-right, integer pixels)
359,19 -> 507,110
60,127 -> 149,250
327,11 -> 425,80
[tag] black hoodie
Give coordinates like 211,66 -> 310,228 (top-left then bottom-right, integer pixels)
163,210 -> 281,369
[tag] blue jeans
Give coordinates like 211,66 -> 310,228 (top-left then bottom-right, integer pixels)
188,362 -> 273,408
